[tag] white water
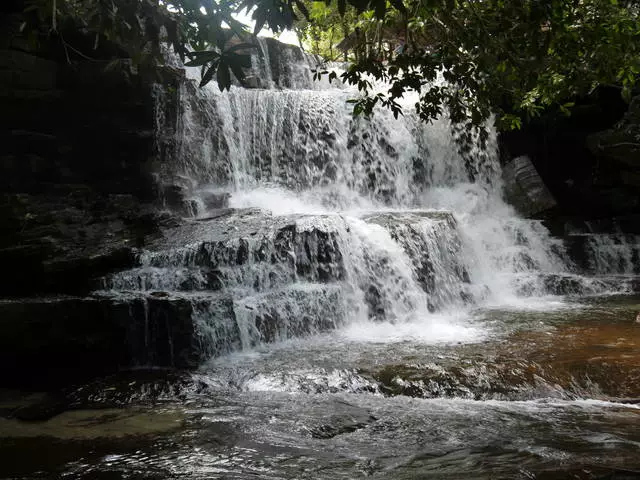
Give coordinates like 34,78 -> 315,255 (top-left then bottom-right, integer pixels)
109,39 -> 637,359
582,234 -> 640,274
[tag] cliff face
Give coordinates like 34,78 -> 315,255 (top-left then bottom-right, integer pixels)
0,48 -> 183,297
0,43 -> 189,387
587,95 -> 640,197
499,88 -> 640,231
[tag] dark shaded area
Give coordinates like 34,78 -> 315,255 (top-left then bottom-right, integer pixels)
499,87 -> 640,229
0,22 -> 187,388
0,296 -> 207,389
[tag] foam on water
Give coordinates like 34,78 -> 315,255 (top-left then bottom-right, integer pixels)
135,40 -> 639,359
338,313 -> 484,344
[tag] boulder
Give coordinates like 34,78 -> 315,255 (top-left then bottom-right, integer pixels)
502,155 -> 557,216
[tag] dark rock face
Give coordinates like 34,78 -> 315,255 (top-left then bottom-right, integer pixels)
502,156 -> 557,216
262,37 -> 321,89
0,48 -> 183,297
0,293 -> 212,389
0,297 -> 127,388
0,44 -> 184,387
587,95 -> 640,194
588,96 -> 640,165
499,88 -> 638,223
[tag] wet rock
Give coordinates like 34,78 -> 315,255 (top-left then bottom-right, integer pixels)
588,95 -> 640,169
365,285 -> 385,321
242,75 -> 261,88
0,407 -> 184,440
236,284 -> 345,347
365,211 -> 470,309
0,297 -> 127,388
369,307 -> 640,401
0,293 -> 217,388
502,155 -> 557,216
64,370 -> 211,409
201,191 -> 230,210
514,273 -> 633,297
12,393 -> 68,422
161,184 -> 190,213
562,233 -> 640,274
310,412 -> 377,439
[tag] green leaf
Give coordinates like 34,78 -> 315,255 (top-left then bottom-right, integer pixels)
253,7 -> 268,35
217,61 -> 232,91
230,62 -> 247,83
200,62 -> 218,87
225,51 -> 253,70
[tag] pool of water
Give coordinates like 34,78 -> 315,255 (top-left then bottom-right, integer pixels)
1,294 -> 640,479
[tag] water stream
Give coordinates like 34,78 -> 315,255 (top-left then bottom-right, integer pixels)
2,39 -> 639,479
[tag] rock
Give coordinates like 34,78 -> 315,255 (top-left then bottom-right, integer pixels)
0,297 -> 126,388
12,394 -> 68,422
0,293 -> 210,388
588,95 -> 640,169
0,49 -> 57,91
201,191 -> 230,210
502,155 -> 557,216
561,233 -> 640,274
243,75 -> 262,88
309,410 -> 377,439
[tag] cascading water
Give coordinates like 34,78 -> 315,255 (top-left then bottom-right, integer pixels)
11,39 -> 640,480
103,39 -> 634,361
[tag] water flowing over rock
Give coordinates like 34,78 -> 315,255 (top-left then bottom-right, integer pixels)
3,37 -> 640,480
91,39 -> 640,369
3,40 -> 638,386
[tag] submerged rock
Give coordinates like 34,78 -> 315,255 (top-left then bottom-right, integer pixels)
368,308 -> 640,401
0,407 -> 184,440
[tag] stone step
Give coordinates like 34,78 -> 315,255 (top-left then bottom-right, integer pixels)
0,283 -> 345,388
563,233 -> 640,275
101,266 -> 223,292
511,273 -> 640,297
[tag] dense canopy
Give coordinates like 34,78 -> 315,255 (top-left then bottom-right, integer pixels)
5,0 -> 640,130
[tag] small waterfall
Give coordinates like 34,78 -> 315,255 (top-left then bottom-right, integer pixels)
565,233 -> 640,275
585,234 -> 640,274
98,39 -> 635,361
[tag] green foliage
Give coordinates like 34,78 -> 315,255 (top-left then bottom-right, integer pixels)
10,0 -> 258,89
8,0 -> 639,130
298,0 -> 640,132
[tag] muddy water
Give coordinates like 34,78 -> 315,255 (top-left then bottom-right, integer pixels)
1,295 -> 640,480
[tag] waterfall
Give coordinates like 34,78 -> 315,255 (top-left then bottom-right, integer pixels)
99,39 -> 633,361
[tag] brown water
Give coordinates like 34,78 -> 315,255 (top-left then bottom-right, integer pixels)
1,295 -> 640,479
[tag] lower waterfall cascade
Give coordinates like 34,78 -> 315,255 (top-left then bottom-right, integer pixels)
98,39 -> 639,362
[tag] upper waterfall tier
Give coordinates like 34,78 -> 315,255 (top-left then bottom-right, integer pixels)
157,38 -> 497,211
